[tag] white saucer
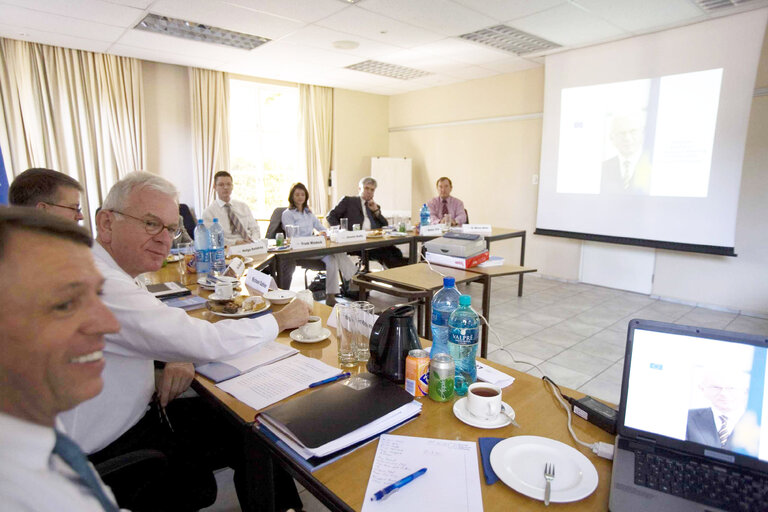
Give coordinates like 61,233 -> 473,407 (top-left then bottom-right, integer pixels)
453,397 -> 515,429
290,327 -> 331,343
264,289 -> 296,304
490,436 -> 598,503
208,293 -> 238,301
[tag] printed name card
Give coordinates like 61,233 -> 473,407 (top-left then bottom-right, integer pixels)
419,224 -> 444,236
227,240 -> 267,257
291,236 -> 326,249
245,269 -> 271,295
326,305 -> 379,334
225,257 -> 246,278
462,224 -> 492,234
335,230 -> 367,244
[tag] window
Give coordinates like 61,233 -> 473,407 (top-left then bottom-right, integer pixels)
229,79 -> 302,221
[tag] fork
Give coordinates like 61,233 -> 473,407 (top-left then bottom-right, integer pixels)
544,462 -> 555,506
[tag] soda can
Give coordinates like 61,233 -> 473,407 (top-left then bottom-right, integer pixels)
428,353 -> 455,402
405,349 -> 430,397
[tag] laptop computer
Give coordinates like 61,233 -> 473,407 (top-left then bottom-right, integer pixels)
609,319 -> 768,512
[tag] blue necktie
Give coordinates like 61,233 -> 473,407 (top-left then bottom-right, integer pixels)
53,431 -> 119,512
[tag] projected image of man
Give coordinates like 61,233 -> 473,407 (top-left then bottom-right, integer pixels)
686,369 -> 759,457
601,113 -> 652,195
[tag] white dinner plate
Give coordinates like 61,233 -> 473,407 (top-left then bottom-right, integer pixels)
207,299 -> 271,318
197,276 -> 240,290
263,289 -> 296,304
453,397 -> 515,429
490,436 -> 598,503
289,327 -> 331,344
208,292 -> 239,301
226,256 -> 254,265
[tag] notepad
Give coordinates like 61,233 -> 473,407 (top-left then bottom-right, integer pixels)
361,435 -> 483,512
195,342 -> 298,383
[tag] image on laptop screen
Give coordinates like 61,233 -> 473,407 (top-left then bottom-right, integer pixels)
623,326 -> 768,462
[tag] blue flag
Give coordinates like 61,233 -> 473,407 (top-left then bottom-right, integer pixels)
0,145 -> 8,205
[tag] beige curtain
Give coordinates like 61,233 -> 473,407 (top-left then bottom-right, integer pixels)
189,68 -> 229,216
0,38 -> 145,225
299,84 -> 333,216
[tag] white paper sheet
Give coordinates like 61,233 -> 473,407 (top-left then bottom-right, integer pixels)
476,361 -> 515,388
361,435 -> 483,512
223,342 -> 297,373
217,354 -> 340,410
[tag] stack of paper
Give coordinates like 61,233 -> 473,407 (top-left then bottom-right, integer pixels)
163,294 -> 207,310
476,361 -> 516,388
196,342 -> 298,383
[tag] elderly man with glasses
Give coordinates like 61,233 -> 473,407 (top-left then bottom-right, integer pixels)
60,171 -> 309,511
9,167 -> 85,222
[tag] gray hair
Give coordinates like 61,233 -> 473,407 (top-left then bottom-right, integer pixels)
101,171 -> 179,212
359,176 -> 377,188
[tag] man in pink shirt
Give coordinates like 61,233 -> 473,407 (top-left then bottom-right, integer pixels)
427,177 -> 467,226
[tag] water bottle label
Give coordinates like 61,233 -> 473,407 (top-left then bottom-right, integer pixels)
451,327 -> 478,345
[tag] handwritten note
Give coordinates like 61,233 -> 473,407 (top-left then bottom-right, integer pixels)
361,435 -> 483,512
228,240 -> 267,256
292,236 -> 326,249
462,224 -> 492,234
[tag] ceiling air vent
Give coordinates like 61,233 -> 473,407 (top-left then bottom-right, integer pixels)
345,60 -> 432,80
691,0 -> 757,12
135,13 -> 270,50
459,24 -> 560,56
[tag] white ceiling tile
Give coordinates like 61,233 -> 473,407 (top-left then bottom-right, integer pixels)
480,57 -> 541,74
316,5 -> 444,48
278,24 -> 400,58
0,0 -> 145,27
359,0 -> 496,36
0,4 -> 128,40
417,37 -> 512,64
0,23 -> 112,53
150,0 -> 305,40
223,0 -> 348,24
451,0 -> 566,21
110,43 -> 225,69
105,0 -> 154,8
576,0 -> 703,33
443,65 -> 498,80
509,3 -> 626,46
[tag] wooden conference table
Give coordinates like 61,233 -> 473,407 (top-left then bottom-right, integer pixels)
152,259 -> 612,512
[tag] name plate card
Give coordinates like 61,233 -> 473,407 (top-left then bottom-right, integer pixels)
291,236 -> 326,249
462,224 -> 492,234
245,269 -> 271,295
227,240 -> 267,257
335,230 -> 367,244
326,305 -> 379,334
224,257 -> 246,279
419,224 -> 444,236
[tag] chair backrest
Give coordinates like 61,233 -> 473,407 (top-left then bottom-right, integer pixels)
179,203 -> 197,240
265,207 -> 288,239
464,208 -> 469,224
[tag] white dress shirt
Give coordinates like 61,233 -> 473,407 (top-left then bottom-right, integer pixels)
0,413 -> 121,511
203,198 -> 261,245
59,243 -> 279,454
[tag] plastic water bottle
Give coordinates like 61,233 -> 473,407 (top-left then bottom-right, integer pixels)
420,203 -> 430,226
194,219 -> 211,277
430,277 -> 461,357
448,295 -> 480,396
209,218 -> 226,275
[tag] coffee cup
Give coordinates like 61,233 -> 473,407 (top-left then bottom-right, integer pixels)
467,383 -> 502,420
214,281 -> 234,300
299,315 -> 322,339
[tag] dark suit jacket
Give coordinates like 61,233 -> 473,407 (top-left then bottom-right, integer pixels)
686,407 -> 734,450
326,195 -> 389,229
601,153 -> 652,195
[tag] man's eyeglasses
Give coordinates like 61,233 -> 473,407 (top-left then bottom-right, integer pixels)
110,210 -> 181,238
44,202 -> 82,214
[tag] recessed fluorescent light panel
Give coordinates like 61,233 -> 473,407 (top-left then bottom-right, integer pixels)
135,13 -> 270,50
459,25 -> 560,56
346,60 -> 432,80
692,0 -> 756,12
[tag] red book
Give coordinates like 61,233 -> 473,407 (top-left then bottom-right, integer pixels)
424,250 -> 489,269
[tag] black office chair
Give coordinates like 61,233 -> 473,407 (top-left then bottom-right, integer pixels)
94,449 -> 173,510
179,203 -> 197,240
265,207 -> 328,290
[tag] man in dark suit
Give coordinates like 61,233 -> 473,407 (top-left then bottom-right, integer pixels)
686,370 -> 756,456
327,176 -> 407,268
601,113 -> 652,195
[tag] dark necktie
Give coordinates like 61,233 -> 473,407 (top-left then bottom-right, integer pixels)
53,431 -> 119,512
718,415 -> 729,447
224,203 -> 251,242
441,199 -> 449,217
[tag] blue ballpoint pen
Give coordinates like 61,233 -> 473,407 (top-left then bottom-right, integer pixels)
308,372 -> 351,388
370,467 -> 428,501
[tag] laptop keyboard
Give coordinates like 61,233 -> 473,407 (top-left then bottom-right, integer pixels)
634,449 -> 768,511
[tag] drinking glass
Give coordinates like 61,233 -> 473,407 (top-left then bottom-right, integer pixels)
284,224 -> 298,239
352,301 -> 375,362
177,242 -> 194,276
339,218 -> 348,231
336,304 -> 357,366
352,223 -> 361,231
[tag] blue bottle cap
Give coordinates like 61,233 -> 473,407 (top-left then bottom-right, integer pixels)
443,277 -> 455,287
459,295 -> 471,306
197,219 -> 203,224
213,218 -> 218,222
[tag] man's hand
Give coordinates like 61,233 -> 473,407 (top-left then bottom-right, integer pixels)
366,199 -> 380,213
156,362 -> 195,407
273,299 -> 312,332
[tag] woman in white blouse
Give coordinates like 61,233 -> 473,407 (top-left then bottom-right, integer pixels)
281,183 -> 358,305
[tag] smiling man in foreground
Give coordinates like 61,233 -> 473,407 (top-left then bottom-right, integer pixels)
0,207 -> 121,510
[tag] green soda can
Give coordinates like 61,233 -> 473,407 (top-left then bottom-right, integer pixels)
428,353 -> 455,402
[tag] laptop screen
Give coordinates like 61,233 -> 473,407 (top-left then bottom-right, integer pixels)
620,320 -> 768,463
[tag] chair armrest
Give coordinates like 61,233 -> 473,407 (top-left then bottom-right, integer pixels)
95,449 -> 168,479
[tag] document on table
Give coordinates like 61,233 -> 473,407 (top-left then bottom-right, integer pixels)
361,434 -> 483,512
216,354 -> 341,410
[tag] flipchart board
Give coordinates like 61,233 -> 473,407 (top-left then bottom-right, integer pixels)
371,157 -> 412,220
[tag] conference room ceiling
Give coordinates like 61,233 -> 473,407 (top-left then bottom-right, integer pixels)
1,0 -> 766,95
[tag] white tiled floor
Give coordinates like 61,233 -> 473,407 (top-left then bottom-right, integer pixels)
204,272 -> 768,512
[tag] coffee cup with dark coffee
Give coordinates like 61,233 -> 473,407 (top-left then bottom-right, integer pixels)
467,382 -> 502,420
